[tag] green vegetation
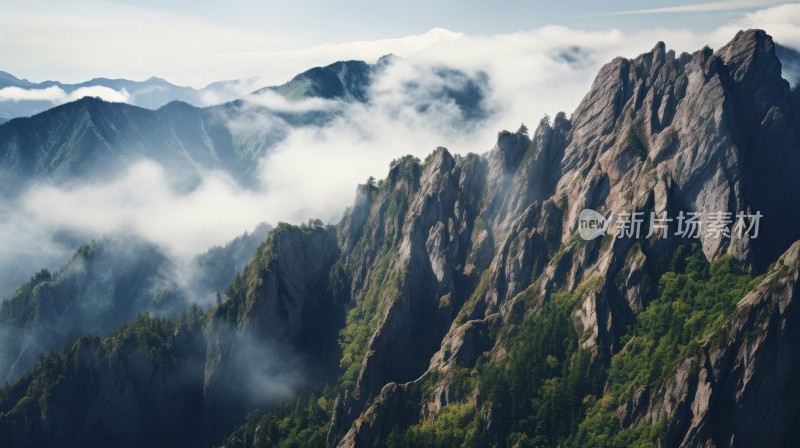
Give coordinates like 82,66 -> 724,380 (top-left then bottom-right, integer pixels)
0,308 -> 204,418
338,249 -> 401,390
569,245 -> 763,447
219,392 -> 333,448
385,277 -> 604,447
385,402 -> 481,447
479,279 -> 604,447
8,169 -> 765,448
608,249 -> 762,397
377,244 -> 762,447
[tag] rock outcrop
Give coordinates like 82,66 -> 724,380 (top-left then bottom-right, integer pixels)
332,29 -> 800,446
620,241 -> 800,447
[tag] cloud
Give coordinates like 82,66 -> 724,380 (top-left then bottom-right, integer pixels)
243,90 -> 343,113
598,0 -> 784,15
69,86 -> 131,103
2,0 -> 799,93
0,0 -> 294,88
20,162 -> 266,258
197,77 -> 265,106
230,335 -> 308,405
0,85 -> 131,104
0,86 -> 64,102
711,3 -> 800,48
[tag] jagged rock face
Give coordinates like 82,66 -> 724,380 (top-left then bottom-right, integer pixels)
621,242 -> 800,447
200,223 -> 341,444
352,150 -> 478,398
558,30 -> 800,268
332,30 -> 800,446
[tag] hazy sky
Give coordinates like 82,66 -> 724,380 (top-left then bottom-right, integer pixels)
1,0 -> 794,86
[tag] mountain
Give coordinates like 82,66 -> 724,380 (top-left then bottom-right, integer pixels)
0,59 -> 395,121
0,95 -> 328,191
190,222 -> 273,298
0,71 -> 255,119
777,44 -> 800,87
0,224 -> 270,384
2,29 -> 800,448
262,60 -> 373,102
0,58 -> 490,192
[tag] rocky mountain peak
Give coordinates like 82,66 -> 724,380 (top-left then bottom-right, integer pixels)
720,29 -> 780,81
555,29 -> 800,267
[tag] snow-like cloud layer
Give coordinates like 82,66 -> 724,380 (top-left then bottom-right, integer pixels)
0,85 -> 131,103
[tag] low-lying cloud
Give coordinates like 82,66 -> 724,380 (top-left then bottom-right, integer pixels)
0,85 -> 131,104
245,89 -> 343,113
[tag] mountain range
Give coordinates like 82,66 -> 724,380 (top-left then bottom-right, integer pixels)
0,70 -> 253,121
1,29 -> 800,448
0,223 -> 271,384
0,56 -> 489,192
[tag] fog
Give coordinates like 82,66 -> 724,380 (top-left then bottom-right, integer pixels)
0,85 -> 131,104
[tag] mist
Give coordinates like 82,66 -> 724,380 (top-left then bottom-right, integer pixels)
0,85 -> 131,104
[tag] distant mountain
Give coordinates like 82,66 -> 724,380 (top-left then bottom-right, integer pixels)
0,58 -> 490,192
263,60 -> 373,101
0,236 -> 177,383
0,223 -> 271,384
777,43 -> 800,86
0,97 -> 295,190
263,56 -> 488,118
0,71 -> 252,119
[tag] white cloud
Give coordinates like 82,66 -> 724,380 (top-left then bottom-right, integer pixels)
600,0 -> 783,15
0,86 -> 64,102
243,90 -> 342,113
2,1 -> 799,93
20,162 -> 266,258
0,85 -> 131,104
711,3 -> 800,48
0,0 -> 295,88
68,86 -> 131,103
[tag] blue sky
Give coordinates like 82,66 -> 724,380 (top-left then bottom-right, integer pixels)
99,0 -> 785,42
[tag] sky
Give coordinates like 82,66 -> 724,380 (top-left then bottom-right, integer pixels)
1,0 -> 795,87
